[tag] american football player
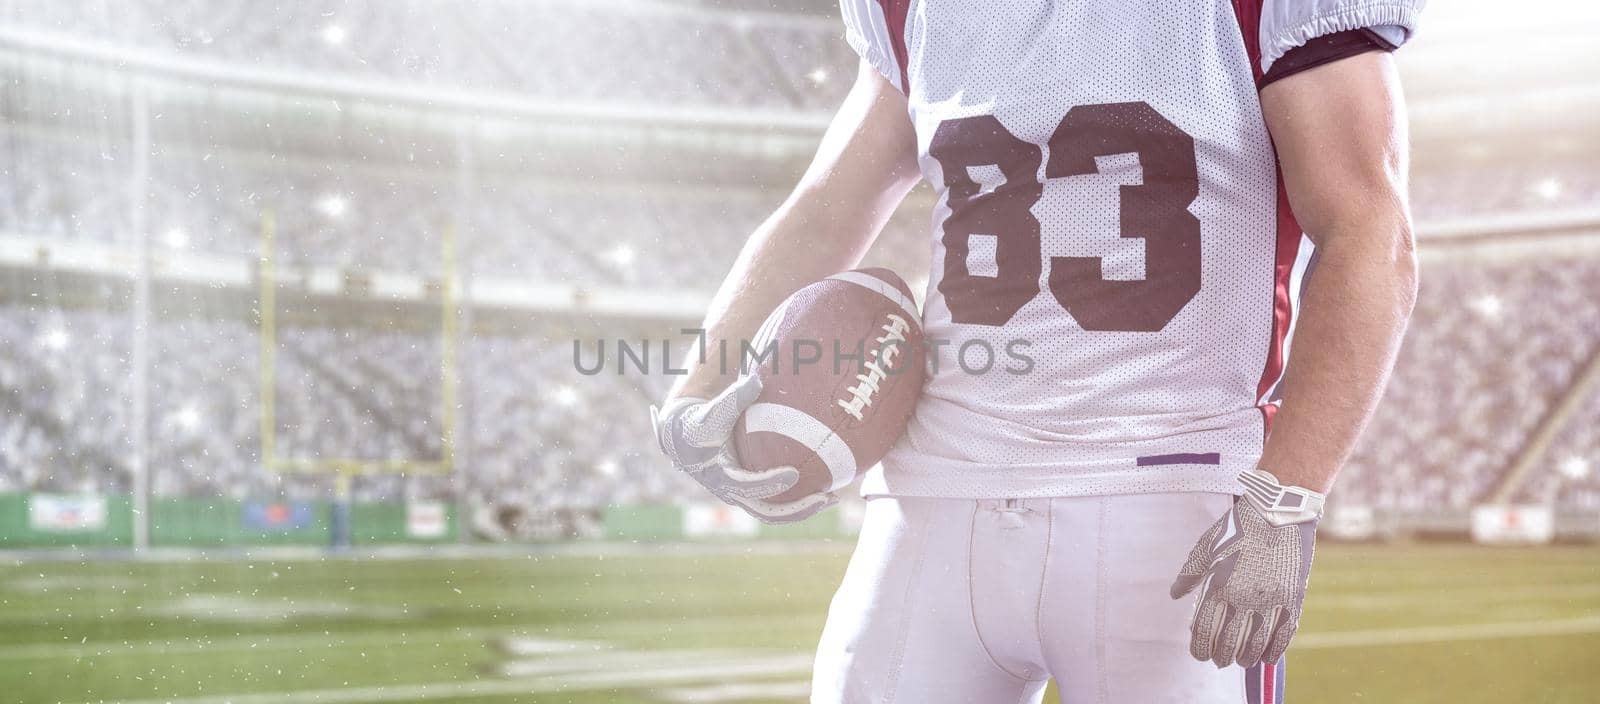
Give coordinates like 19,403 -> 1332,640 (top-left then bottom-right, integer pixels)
653,0 -> 1422,700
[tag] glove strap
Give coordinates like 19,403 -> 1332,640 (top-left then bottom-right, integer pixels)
1239,468 -> 1325,526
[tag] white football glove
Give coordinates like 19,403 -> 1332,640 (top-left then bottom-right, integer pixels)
1171,469 -> 1325,669
650,374 -> 836,524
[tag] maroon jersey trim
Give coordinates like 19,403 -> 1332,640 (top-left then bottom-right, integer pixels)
875,0 -> 912,91
1256,175 -> 1304,436
1229,0 -> 1266,82
1228,0 -> 1305,438
1261,29 -> 1393,88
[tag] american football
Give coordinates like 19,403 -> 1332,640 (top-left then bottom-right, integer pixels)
734,268 -> 925,503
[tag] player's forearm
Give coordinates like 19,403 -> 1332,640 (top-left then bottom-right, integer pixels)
1257,213 -> 1416,492
668,190 -> 897,400
1257,50 -> 1415,493
666,63 -> 919,402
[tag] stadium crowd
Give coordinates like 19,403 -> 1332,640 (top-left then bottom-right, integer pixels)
1341,253 -> 1600,511
0,131 -> 787,287
0,0 -> 1596,520
0,242 -> 1597,512
0,305 -> 684,507
1,130 -> 1597,515
4,130 -> 1598,291
1518,387 -> 1600,511
0,0 -> 852,111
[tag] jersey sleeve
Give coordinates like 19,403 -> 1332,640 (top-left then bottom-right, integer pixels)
839,0 -> 910,94
1258,0 -> 1424,76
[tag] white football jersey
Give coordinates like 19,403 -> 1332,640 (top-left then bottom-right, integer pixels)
844,0 -> 1423,498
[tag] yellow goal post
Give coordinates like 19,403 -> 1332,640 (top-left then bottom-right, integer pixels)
256,209 -> 460,498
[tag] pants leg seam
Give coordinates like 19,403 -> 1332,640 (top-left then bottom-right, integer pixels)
880,498 -> 935,703
1095,498 -> 1110,704
1033,498 -> 1057,683
969,501 -> 1035,683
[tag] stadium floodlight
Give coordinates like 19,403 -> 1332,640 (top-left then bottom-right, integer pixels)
552,386 -> 580,407
596,459 -> 619,477
1472,294 -> 1503,319
1559,456 -> 1591,480
807,68 -> 829,85
174,405 -> 202,433
39,328 -> 70,351
163,227 -> 188,249
608,244 -> 635,269
317,194 -> 349,218
1533,177 -> 1563,201
321,25 -> 347,47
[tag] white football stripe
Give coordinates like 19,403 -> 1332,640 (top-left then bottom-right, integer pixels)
826,271 -> 920,323
742,403 -> 857,492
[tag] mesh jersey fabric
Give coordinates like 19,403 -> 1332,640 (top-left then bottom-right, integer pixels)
838,0 -> 1422,499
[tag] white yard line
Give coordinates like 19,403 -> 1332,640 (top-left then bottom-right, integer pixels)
109,654 -> 816,704
1295,615 -> 1600,649
654,680 -> 812,703
489,636 -> 610,656
0,614 -> 819,661
493,649 -> 759,678
14,609 -> 1599,665
0,628 -> 495,661
1313,582 -> 1600,609
83,617 -> 1600,704
0,540 -> 852,566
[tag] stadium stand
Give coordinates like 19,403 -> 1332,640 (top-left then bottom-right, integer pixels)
0,0 -> 1596,531
0,128 -> 912,288
0,305 -> 694,507
1530,395 -> 1600,511
1341,252 -> 1600,511
1413,159 -> 1600,222
0,0 -> 854,110
1,236 -> 1597,513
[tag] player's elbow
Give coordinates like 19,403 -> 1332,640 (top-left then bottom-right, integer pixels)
1391,217 -> 1419,320
1360,207 -> 1418,320
1309,204 -> 1418,320
1363,208 -> 1420,323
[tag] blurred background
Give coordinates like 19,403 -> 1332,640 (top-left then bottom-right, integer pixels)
0,0 -> 1596,702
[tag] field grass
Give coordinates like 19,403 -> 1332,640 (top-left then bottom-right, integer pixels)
0,542 -> 1597,703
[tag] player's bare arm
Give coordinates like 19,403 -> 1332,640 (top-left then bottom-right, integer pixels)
668,60 -> 920,402
1257,50 -> 1418,493
1173,48 -> 1418,670
650,61 -> 919,523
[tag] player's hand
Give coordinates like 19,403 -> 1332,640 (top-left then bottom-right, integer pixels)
650,374 -> 836,524
1171,469 -> 1325,669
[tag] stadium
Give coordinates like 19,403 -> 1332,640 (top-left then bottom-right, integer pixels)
0,0 -> 1597,702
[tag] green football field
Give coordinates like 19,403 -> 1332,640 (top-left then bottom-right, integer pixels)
1,542 -> 1597,703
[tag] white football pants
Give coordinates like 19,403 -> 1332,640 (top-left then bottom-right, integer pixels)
811,493 -> 1288,703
